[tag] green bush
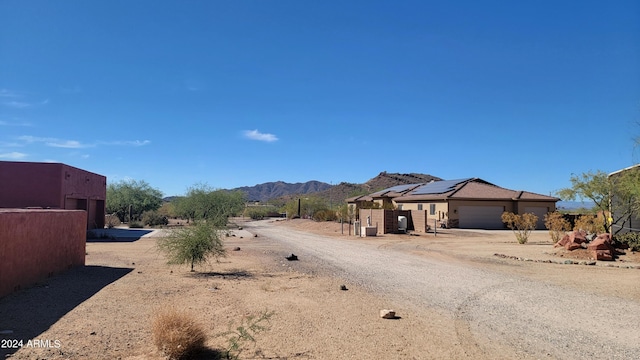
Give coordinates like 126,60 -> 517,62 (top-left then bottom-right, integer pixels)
244,207 -> 271,220
615,232 -> 640,251
313,209 -> 337,222
142,210 -> 169,227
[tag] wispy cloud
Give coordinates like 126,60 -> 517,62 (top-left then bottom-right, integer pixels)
18,136 -> 91,148
0,89 -> 49,108
0,89 -> 21,98
243,129 -> 278,142
0,119 -> 32,127
17,135 -> 151,148
99,140 -> 151,146
3,101 -> 32,108
0,151 -> 27,159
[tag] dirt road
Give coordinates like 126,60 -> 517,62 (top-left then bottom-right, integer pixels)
244,220 -> 640,359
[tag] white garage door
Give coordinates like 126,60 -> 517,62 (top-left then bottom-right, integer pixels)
524,207 -> 549,230
458,206 -> 505,229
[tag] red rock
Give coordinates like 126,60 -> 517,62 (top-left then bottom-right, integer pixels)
570,230 -> 588,244
555,234 -> 570,248
587,238 -> 613,251
566,242 -> 582,251
592,249 -> 613,261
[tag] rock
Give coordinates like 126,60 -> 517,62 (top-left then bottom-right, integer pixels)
592,250 -> 614,261
233,247 -> 241,251
285,254 -> 298,261
254,234 -> 258,237
340,285 -> 348,291
563,260 -> 574,265
587,234 -> 615,261
380,309 -> 396,319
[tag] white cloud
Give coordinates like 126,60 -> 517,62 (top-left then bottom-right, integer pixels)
48,140 -> 91,149
17,136 -> 92,148
0,120 -> 31,127
243,129 -> 278,142
17,135 -> 151,149
3,101 -> 31,108
0,89 -> 21,98
101,140 -> 151,146
0,151 -> 27,159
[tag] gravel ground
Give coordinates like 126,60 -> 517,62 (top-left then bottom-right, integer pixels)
244,219 -> 640,359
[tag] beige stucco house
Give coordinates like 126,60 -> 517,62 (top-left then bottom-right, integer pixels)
347,178 -> 558,230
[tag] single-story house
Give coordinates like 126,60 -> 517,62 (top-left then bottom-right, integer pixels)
0,161 -> 107,229
347,178 -> 558,230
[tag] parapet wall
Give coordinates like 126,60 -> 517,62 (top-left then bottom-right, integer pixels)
0,209 -> 86,298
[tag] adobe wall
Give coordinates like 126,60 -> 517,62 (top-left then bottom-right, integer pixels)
0,209 -> 86,298
0,162 -> 62,208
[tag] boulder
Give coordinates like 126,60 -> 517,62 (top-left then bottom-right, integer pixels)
587,234 -> 615,261
592,249 -> 614,261
570,230 -> 588,244
555,234 -> 570,248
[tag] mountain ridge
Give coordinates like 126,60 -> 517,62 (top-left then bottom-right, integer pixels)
233,172 -> 443,203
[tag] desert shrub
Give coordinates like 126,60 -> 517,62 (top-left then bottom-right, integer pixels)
128,221 -> 144,228
502,212 -> 538,244
142,210 -> 169,227
574,214 -> 603,234
313,209 -> 337,222
152,305 -> 206,360
614,232 -> 640,251
544,212 -> 571,243
157,221 -> 226,272
244,207 -> 270,220
219,310 -> 274,360
105,214 -> 121,229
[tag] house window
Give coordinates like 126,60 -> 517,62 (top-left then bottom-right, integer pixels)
418,204 -> 423,211
397,204 -> 403,210
429,204 -> 436,215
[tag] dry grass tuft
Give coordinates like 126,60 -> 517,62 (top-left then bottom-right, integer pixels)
151,305 -> 206,359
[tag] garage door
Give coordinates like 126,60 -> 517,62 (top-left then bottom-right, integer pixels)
524,207 -> 549,230
458,206 -> 505,229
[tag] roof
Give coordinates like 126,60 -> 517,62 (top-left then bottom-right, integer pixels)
608,164 -> 640,177
397,179 -> 558,202
346,178 -> 559,203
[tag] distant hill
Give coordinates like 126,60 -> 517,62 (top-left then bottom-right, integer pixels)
556,201 -> 596,211
236,171 -> 442,205
235,180 -> 332,202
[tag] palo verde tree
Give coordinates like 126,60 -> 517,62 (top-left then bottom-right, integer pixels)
106,179 -> 163,222
282,195 -> 329,219
157,220 -> 225,272
556,169 -> 640,234
173,183 -> 246,227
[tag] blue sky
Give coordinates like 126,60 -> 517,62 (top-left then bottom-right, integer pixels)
1,1 -> 639,197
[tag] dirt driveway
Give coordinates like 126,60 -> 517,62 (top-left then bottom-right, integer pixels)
1,218 -> 639,359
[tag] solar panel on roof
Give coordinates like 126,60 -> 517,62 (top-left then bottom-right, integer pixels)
385,183 -> 421,193
411,178 -> 472,195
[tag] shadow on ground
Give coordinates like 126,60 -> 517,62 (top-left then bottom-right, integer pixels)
87,228 -> 154,242
0,265 -> 133,357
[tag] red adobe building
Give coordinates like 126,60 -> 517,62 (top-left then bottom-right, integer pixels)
0,161 -> 106,229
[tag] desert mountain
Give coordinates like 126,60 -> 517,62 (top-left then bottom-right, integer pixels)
236,180 -> 332,202
235,172 -> 442,204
